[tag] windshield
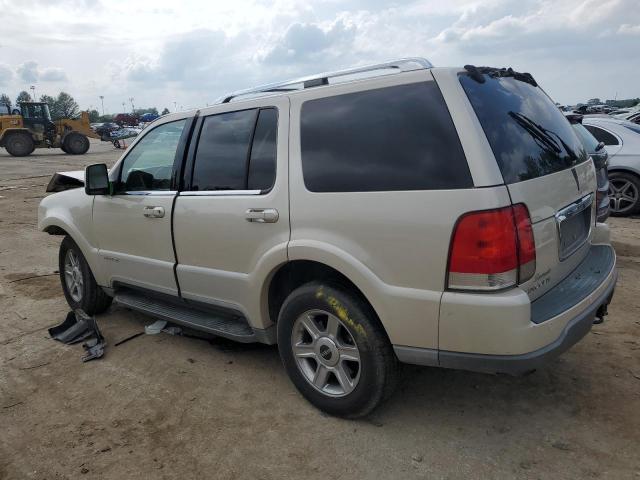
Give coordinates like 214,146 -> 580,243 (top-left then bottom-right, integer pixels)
460,73 -> 588,184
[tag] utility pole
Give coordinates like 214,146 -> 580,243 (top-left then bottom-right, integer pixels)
173,101 -> 177,112
122,101 -> 125,113
99,95 -> 104,115
30,85 -> 36,101
129,97 -> 135,113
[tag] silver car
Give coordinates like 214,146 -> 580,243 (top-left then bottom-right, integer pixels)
38,60 -> 617,417
582,116 -> 640,215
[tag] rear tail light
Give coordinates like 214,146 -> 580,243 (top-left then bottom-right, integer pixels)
447,204 -> 536,291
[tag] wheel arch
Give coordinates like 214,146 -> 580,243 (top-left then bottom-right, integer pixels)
266,260 -> 381,328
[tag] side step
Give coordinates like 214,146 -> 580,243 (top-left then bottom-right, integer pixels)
114,290 -> 273,344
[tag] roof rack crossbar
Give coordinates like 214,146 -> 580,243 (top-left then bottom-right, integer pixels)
217,57 -> 433,103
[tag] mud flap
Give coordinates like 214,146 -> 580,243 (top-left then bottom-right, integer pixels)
49,310 -> 106,362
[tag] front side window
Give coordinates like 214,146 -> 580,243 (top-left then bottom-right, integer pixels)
584,125 -> 619,146
300,82 -> 471,192
118,119 -> 186,191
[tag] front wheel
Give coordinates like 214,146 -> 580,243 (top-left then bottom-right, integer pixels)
277,282 -> 397,418
59,236 -> 112,314
63,132 -> 90,155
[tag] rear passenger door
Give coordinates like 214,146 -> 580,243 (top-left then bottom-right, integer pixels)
173,97 -> 289,321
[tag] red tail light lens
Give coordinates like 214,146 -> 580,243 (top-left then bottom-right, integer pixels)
448,204 -> 536,290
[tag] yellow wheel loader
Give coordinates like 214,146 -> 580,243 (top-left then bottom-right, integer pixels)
0,102 -> 100,157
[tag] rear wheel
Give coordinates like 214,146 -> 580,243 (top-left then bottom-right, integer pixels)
63,132 -> 90,155
4,132 -> 35,157
59,236 -> 112,314
609,171 -> 640,216
277,282 -> 397,418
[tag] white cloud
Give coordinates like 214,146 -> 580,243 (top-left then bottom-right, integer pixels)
14,61 -> 68,84
0,0 -> 638,110
0,64 -> 12,85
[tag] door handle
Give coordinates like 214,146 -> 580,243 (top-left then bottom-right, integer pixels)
245,208 -> 279,223
143,206 -> 165,218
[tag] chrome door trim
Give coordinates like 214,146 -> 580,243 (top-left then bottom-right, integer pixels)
180,190 -> 262,196
120,190 -> 178,196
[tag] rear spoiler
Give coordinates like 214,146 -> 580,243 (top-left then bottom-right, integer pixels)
46,170 -> 84,192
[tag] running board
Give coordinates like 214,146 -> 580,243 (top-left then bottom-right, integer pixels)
114,290 -> 275,344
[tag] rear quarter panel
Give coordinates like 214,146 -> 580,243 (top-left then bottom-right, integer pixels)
287,70 -> 512,349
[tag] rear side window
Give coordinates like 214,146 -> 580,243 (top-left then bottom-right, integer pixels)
191,110 -> 256,191
460,73 -> 588,184
248,108 -> 278,190
300,82 -> 472,192
584,125 -> 619,146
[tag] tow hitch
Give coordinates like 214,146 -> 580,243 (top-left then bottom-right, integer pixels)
593,303 -> 609,325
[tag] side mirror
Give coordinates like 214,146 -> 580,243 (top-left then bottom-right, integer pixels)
595,141 -> 605,152
85,163 -> 110,195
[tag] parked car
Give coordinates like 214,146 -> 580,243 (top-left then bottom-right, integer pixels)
582,116 -> 640,215
94,122 -> 120,138
113,113 -> 139,126
564,112 -> 610,221
139,112 -> 159,123
38,59 -> 617,417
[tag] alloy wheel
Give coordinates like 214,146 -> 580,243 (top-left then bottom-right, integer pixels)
64,249 -> 84,303
609,178 -> 639,214
291,309 -> 361,397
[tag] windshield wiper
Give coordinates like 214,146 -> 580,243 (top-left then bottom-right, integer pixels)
509,112 -> 562,154
509,111 -> 580,162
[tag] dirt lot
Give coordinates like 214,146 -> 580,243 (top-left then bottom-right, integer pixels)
1,141 -> 639,479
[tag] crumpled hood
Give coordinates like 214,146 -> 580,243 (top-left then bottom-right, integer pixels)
46,170 -> 85,192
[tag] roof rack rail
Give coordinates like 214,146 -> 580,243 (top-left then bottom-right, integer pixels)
217,57 -> 433,103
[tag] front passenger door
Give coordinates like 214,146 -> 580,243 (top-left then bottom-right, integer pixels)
93,118 -> 189,296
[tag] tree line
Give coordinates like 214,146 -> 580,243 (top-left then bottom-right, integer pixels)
1,90 -> 171,122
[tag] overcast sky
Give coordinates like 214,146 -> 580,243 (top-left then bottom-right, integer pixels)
0,0 -> 638,114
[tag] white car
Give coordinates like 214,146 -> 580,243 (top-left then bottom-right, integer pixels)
582,116 -> 640,215
38,60 -> 617,417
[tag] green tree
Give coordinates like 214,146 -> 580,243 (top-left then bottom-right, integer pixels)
98,114 -> 114,122
55,91 -> 79,119
161,107 -> 170,115
16,91 -> 32,104
88,109 -> 100,122
39,94 -> 57,118
0,93 -> 11,107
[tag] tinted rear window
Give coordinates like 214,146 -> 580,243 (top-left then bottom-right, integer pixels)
584,125 -> 619,146
460,73 -> 588,184
300,82 -> 472,192
191,110 -> 256,191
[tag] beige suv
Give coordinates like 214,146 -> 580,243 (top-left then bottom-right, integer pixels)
38,59 -> 617,417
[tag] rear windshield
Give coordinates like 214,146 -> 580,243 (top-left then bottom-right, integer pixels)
460,73 -> 588,184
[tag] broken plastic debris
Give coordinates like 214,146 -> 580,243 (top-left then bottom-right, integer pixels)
145,320 -> 167,335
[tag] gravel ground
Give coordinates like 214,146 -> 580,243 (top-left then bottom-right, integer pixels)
0,141 -> 639,479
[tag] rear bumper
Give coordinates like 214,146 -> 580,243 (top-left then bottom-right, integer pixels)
437,268 -> 616,374
395,244 -> 617,374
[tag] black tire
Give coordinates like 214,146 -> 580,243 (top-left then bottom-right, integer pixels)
63,132 -> 90,155
277,282 -> 398,418
60,143 -> 69,154
608,171 -> 640,216
59,236 -> 112,315
4,131 -> 35,157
